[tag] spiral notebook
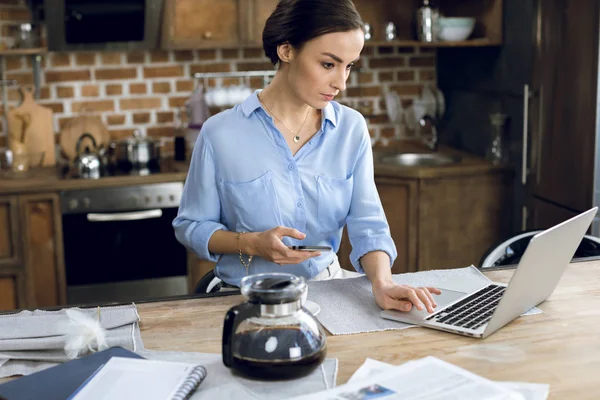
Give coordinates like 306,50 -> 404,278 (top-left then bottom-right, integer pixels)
68,357 -> 208,400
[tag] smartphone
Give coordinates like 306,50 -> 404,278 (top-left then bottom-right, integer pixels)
288,245 -> 332,251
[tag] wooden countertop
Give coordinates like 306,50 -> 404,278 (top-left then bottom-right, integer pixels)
0,143 -> 508,195
137,261 -> 600,399
0,161 -> 189,195
372,141 -> 510,179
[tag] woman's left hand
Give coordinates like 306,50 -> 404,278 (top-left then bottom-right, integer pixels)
372,281 -> 442,313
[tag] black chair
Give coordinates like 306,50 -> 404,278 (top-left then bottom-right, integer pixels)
479,230 -> 600,269
193,270 -> 238,294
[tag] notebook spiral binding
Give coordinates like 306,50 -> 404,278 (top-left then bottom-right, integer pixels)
171,365 -> 208,400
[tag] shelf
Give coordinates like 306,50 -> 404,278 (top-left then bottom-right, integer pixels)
0,47 -> 47,56
364,38 -> 501,48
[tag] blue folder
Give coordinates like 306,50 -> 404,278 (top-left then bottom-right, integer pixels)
0,347 -> 143,400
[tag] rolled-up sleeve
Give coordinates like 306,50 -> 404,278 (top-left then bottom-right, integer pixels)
346,121 -> 397,273
172,131 -> 227,262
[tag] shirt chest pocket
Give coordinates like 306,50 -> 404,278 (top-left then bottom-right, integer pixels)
316,175 -> 354,233
219,171 -> 282,232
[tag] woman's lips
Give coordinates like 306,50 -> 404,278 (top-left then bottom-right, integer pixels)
321,94 -> 335,101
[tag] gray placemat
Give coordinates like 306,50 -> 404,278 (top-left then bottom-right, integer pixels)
0,304 -> 140,340
307,266 -> 493,335
138,349 -> 337,400
0,304 -> 144,378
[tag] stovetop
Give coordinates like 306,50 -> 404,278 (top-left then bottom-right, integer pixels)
60,159 -> 183,180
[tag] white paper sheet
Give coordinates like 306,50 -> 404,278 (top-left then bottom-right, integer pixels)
347,358 -> 549,400
291,356 -> 525,400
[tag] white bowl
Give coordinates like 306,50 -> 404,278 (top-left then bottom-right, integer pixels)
438,17 -> 475,41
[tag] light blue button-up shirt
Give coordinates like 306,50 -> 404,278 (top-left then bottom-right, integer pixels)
173,91 -> 397,286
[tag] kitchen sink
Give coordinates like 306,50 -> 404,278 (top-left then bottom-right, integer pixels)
378,153 -> 461,167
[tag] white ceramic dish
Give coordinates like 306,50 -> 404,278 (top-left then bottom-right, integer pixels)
438,17 -> 476,41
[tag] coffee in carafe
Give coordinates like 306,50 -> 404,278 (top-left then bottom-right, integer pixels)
222,273 -> 327,380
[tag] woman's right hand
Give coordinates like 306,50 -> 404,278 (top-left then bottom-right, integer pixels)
249,226 -> 321,265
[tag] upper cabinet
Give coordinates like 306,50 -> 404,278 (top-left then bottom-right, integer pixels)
162,0 -> 503,50
162,0 -> 245,49
246,0 -> 279,45
353,0 -> 503,46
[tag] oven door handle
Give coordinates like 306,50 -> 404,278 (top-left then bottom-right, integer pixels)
86,209 -> 163,222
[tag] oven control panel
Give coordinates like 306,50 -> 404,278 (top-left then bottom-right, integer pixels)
60,182 -> 184,214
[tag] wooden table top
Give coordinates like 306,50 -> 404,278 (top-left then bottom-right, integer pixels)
137,261 -> 600,399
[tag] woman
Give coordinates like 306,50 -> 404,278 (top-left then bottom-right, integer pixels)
173,0 -> 440,313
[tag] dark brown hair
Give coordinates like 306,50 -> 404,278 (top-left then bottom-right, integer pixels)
262,0 -> 364,65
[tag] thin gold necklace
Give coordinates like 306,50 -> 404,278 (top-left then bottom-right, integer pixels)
259,92 -> 311,143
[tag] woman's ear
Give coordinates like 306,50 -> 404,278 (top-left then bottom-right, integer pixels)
276,43 -> 294,64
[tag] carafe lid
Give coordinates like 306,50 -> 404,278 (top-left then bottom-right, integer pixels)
240,273 -> 306,305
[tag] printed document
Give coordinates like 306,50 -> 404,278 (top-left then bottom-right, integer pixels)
292,356 -> 541,400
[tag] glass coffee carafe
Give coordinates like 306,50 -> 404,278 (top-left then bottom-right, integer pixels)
222,273 -> 327,380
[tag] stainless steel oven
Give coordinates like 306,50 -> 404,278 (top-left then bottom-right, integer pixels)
60,182 -> 187,305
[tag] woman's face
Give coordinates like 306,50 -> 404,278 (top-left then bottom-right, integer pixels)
285,29 -> 364,108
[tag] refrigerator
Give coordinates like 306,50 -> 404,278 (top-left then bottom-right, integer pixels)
436,0 -> 600,236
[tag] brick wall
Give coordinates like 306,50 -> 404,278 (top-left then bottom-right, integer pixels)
0,0 -> 436,150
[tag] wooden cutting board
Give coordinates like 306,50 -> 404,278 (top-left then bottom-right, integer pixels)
6,87 -> 56,166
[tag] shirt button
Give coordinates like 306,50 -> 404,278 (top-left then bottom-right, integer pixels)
309,141 -> 313,145
288,164 -> 294,170
297,202 -> 303,208
309,261 -> 315,267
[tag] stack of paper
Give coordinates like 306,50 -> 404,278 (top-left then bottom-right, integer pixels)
291,357 -> 549,400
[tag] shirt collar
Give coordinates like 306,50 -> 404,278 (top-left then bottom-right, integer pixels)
242,90 -> 338,128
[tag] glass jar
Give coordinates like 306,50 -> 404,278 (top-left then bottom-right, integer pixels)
486,112 -> 508,165
222,273 -> 327,380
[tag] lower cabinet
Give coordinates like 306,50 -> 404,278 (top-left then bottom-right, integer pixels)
338,170 -> 512,273
0,274 -> 19,310
0,192 -> 66,310
0,196 -> 19,266
19,193 -> 66,308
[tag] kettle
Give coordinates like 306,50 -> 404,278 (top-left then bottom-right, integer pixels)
74,133 -> 101,179
222,273 -> 327,380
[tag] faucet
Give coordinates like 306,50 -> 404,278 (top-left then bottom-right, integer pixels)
420,114 -> 439,151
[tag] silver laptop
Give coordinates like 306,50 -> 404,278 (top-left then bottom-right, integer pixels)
381,207 -> 598,339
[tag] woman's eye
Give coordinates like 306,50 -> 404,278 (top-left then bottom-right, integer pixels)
321,62 -> 334,69
346,64 -> 354,70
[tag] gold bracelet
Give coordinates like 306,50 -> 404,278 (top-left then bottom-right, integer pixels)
236,231 -> 253,275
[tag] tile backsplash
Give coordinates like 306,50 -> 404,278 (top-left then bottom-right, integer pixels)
0,0 -> 436,149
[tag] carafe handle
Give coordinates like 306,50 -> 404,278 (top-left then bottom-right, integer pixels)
222,302 -> 259,368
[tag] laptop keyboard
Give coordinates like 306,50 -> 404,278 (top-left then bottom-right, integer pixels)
425,284 -> 506,330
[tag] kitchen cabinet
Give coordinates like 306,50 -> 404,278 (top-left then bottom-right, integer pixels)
0,196 -> 23,311
338,169 -> 512,273
354,0 -> 503,46
0,192 -> 66,310
416,172 -> 511,270
162,0 -> 245,49
525,0 -> 598,227
439,0 -> 600,234
246,0 -> 279,45
0,275 -> 19,311
528,197 -> 579,230
0,196 -> 19,266
162,0 -> 504,50
19,193 -> 66,308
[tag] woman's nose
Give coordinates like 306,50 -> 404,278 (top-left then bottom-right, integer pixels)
332,70 -> 348,92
